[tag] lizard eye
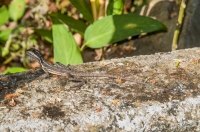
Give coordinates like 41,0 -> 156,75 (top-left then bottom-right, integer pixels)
34,50 -> 42,57
28,48 -> 42,57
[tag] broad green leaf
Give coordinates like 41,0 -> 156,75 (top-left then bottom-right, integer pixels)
9,0 -> 25,21
84,14 -> 167,48
3,67 -> 27,74
34,29 -> 53,43
49,13 -> 87,36
0,6 -> 9,26
107,0 -> 124,15
0,29 -> 12,44
70,0 -> 93,23
52,17 -> 83,65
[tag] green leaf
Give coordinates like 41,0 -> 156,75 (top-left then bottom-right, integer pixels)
107,0 -> 124,15
0,29 -> 12,44
3,67 -> 27,74
2,47 -> 9,57
8,0 -> 25,21
70,0 -> 93,23
34,29 -> 53,43
50,13 -> 87,36
84,14 -> 167,48
52,17 -> 83,65
0,6 -> 9,26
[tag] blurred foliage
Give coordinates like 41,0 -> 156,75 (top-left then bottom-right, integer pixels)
0,0 -> 167,74
2,67 -> 27,74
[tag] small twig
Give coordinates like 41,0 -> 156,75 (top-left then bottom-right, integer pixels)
3,49 -> 23,65
171,0 -> 187,50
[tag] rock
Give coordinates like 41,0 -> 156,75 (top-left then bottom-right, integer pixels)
1,48 -> 200,131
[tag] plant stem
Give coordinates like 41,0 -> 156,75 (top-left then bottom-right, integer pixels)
98,0 -> 106,19
171,0 -> 186,50
80,43 -> 86,52
3,49 -> 23,65
90,0 -> 98,21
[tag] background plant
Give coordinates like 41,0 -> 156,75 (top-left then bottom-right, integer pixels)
49,0 -> 167,65
0,0 -> 167,74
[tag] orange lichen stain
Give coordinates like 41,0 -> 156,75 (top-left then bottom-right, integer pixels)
186,91 -> 191,97
151,79 -> 156,84
116,78 -> 122,83
55,89 -> 61,93
50,97 -> 56,103
153,88 -> 160,92
1,77 -> 7,81
9,99 -> 16,107
101,89 -> 111,95
33,112 -> 40,118
190,58 -> 200,64
113,99 -> 119,106
5,94 -> 18,99
169,94 -> 173,99
52,74 -> 58,78
96,108 -> 102,112
190,59 -> 196,64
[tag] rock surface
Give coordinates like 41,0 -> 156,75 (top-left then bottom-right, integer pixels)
1,48 -> 200,131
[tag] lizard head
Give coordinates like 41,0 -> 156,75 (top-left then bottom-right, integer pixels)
26,48 -> 43,63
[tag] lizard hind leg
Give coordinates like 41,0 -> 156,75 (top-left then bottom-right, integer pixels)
69,78 -> 86,88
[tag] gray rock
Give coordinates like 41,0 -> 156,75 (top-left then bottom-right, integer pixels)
1,48 -> 200,131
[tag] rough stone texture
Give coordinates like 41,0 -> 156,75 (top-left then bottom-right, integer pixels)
1,48 -> 200,131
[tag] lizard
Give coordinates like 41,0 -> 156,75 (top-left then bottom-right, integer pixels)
26,48 -> 166,91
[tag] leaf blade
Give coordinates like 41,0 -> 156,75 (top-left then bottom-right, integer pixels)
84,14 -> 167,48
70,0 -> 93,23
52,17 -> 83,65
0,29 -> 12,44
3,67 -> 27,74
34,29 -> 53,43
50,13 -> 87,36
0,6 -> 9,26
8,0 -> 25,21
